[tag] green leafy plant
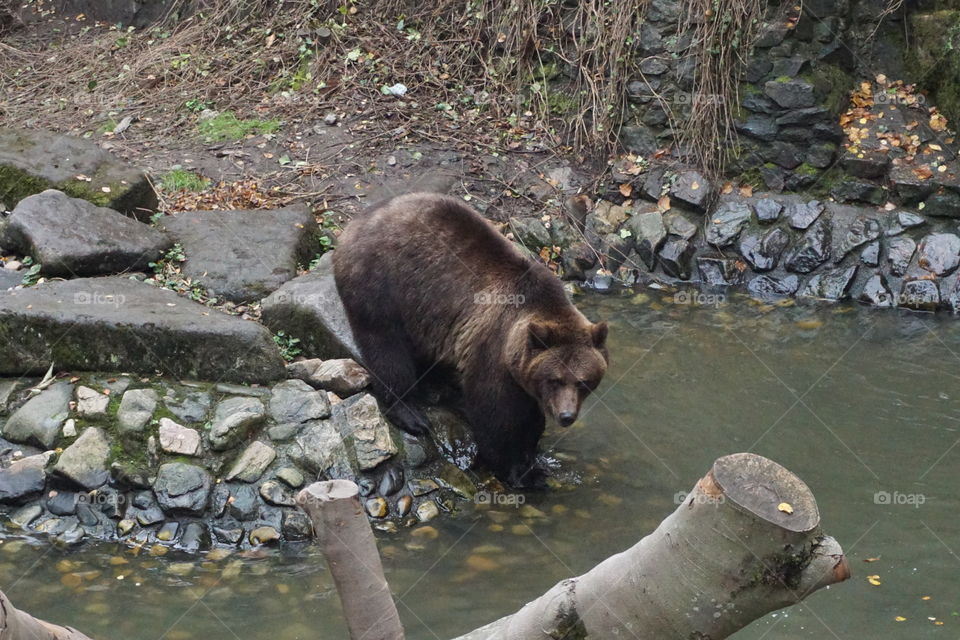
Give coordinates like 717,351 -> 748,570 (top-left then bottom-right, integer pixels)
21,262 -> 42,286
273,331 -> 302,361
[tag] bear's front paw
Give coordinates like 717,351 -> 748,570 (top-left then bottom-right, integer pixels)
386,404 -> 431,436
506,463 -> 548,490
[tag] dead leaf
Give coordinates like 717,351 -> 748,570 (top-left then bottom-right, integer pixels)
721,182 -> 734,194
657,195 -> 671,212
777,502 -> 794,514
739,184 -> 754,197
619,183 -> 633,197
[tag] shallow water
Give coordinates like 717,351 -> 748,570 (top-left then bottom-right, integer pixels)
3,290 -> 960,639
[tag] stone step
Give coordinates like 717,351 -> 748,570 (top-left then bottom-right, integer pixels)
158,205 -> 317,303
0,277 -> 285,383
1,190 -> 170,277
0,128 -> 156,218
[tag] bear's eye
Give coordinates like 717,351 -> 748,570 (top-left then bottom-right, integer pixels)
577,380 -> 594,391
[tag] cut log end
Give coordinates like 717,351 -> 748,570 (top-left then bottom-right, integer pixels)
712,452 -> 820,533
296,479 -> 359,508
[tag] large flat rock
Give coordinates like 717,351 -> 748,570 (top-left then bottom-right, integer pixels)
0,278 -> 285,383
1,190 -> 171,277
159,206 -> 317,303
0,128 -> 157,217
260,253 -> 360,360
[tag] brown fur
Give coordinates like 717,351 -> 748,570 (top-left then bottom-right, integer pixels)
333,193 -> 608,486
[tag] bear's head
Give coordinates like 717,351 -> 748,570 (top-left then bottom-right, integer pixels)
513,319 -> 609,427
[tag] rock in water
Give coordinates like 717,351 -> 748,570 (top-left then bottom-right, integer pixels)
0,453 -> 51,504
2,382 -> 72,448
52,427 -> 111,490
159,206 -> 317,302
0,190 -> 170,277
0,277 -> 285,383
0,127 -> 156,216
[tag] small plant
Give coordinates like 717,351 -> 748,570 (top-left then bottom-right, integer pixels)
197,111 -> 281,141
21,262 -> 41,286
184,98 -> 213,112
273,331 -> 302,361
160,169 -> 209,192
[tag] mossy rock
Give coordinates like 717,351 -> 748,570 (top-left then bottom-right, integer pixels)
0,128 -> 157,218
802,63 -> 853,117
908,10 -> 960,124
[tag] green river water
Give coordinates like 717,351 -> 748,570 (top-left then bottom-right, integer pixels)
2,290 -> 959,639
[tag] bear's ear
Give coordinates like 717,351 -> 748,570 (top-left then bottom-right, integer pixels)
591,321 -> 609,349
528,321 -> 555,351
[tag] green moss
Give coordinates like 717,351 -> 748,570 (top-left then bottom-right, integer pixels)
909,10 -> 960,124
795,162 -> 820,177
774,75 -> 792,83
738,166 -> 765,188
0,165 -> 52,207
160,169 -> 209,192
197,111 -> 281,141
546,89 -> 578,116
807,167 -> 844,198
802,63 -> 853,117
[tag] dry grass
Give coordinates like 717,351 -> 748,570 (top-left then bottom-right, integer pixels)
675,0 -> 771,175
0,0 -> 770,173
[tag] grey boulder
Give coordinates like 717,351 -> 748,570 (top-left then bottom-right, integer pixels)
52,427 -> 111,490
0,190 -> 170,277
160,206 -> 317,303
261,253 -> 361,360
0,277 -> 285,383
153,462 -> 212,515
2,382 -> 72,448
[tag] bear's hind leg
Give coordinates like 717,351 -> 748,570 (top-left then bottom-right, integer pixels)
354,330 -> 430,436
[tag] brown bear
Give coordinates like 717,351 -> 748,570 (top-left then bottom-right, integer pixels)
333,192 -> 608,487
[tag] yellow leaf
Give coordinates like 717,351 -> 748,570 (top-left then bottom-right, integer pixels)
895,616 -> 906,622
691,181 -> 700,191
778,502 -> 794,514
868,575 -> 882,586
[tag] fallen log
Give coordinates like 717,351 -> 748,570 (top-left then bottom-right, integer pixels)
452,453 -> 850,639
0,590 -> 93,640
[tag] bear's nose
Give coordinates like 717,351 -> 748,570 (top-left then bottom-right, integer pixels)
558,411 -> 577,427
